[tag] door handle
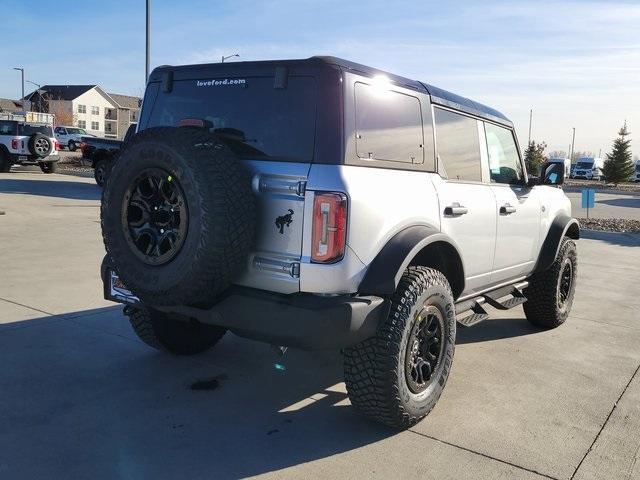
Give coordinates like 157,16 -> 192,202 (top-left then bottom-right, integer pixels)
500,203 -> 517,215
444,204 -> 468,216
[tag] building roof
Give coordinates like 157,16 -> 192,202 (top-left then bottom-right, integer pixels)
25,85 -> 96,101
0,98 -> 23,112
108,93 -> 141,110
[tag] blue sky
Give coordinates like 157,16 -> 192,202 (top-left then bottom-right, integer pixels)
1,0 -> 638,157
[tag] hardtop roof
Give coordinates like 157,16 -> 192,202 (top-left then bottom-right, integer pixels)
149,56 -> 512,127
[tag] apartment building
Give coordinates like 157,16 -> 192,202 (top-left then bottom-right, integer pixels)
25,85 -> 140,139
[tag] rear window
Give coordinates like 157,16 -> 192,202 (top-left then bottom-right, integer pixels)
0,121 -> 17,135
18,124 -> 53,136
142,76 -> 317,162
354,82 -> 424,164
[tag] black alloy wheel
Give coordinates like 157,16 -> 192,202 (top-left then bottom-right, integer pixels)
405,305 -> 445,394
122,168 -> 188,265
557,259 -> 573,308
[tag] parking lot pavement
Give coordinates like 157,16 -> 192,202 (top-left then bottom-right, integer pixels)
566,189 -> 640,220
1,172 -> 640,479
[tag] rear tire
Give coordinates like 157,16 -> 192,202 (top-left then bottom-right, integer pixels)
344,266 -> 456,429
126,306 -> 226,355
524,237 -> 577,328
68,140 -> 77,152
39,162 -> 58,174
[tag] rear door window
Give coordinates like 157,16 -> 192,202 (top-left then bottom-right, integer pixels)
143,76 -> 317,162
434,108 -> 482,182
354,82 -> 424,164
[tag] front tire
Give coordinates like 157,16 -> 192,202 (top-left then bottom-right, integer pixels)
524,237 -> 577,328
344,266 -> 456,429
0,152 -> 11,173
68,140 -> 77,152
126,306 -> 226,355
94,159 -> 110,187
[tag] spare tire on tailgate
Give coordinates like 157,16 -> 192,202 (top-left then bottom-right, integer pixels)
101,127 -> 256,306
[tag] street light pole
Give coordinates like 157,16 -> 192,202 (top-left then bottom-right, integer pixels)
25,80 -> 41,89
146,0 -> 151,84
570,127 -> 576,162
13,67 -> 24,104
221,54 -> 239,63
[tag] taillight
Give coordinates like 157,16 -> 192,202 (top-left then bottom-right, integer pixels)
311,192 -> 347,263
54,140 -> 60,151
11,139 -> 19,150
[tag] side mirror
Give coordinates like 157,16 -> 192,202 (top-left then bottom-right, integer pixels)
540,162 -> 565,186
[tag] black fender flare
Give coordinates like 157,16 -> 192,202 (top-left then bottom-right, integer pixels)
534,215 -> 580,273
358,225 -> 465,295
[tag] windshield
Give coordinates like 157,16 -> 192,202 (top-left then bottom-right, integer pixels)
636,164 -> 640,172
576,161 -> 594,169
66,128 -> 87,135
18,124 -> 54,137
143,76 -> 317,162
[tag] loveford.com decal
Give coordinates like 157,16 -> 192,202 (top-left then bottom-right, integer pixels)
196,78 -> 246,87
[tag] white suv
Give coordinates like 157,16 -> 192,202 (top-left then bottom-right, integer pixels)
54,126 -> 94,151
0,118 -> 60,173
100,57 -> 579,429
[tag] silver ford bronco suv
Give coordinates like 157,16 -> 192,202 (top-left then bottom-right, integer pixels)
101,57 -> 579,429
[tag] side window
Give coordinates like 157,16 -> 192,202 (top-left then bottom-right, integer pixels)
434,108 -> 482,182
354,82 -> 423,164
484,123 -> 523,184
0,121 -> 16,135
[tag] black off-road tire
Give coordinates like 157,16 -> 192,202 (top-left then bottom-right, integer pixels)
68,140 -> 77,152
126,306 -> 226,355
524,237 -> 577,328
39,162 -> 58,174
101,127 -> 255,307
94,159 -> 110,187
0,152 -> 11,173
344,266 -> 456,429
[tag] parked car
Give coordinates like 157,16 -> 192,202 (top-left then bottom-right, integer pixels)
81,123 -> 137,186
54,126 -> 95,151
634,160 -> 640,182
573,157 -> 604,180
100,56 -> 579,429
547,157 -> 571,178
0,116 -> 60,173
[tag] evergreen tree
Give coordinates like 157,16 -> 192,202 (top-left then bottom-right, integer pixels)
602,122 -> 633,186
523,140 -> 547,175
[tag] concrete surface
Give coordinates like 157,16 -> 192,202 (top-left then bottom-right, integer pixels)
566,189 -> 640,220
1,172 -> 640,480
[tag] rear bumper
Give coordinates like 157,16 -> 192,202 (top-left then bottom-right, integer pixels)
8,153 -> 60,164
101,261 -> 386,350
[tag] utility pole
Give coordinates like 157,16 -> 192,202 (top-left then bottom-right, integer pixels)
13,67 -> 24,104
527,109 -> 532,145
145,0 -> 150,83
569,127 -> 576,162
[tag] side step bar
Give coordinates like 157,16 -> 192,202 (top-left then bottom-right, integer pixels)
456,281 -> 528,328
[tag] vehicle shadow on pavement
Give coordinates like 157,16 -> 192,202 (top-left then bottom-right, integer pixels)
456,317 -> 540,345
0,178 -> 100,201
597,197 -> 640,208
0,307 -> 395,479
580,229 -> 640,247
